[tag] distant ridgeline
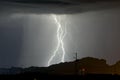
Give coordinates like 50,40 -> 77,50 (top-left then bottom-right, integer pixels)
0,57 -> 120,75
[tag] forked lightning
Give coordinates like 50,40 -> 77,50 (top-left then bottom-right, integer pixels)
48,14 -> 67,66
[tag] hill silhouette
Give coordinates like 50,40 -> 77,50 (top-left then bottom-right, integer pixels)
16,57 -> 120,75
1,57 -> 120,75
1,57 -> 120,80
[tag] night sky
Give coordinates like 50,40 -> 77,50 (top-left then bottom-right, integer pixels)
0,0 -> 120,67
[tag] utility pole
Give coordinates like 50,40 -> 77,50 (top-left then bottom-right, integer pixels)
74,52 -> 78,75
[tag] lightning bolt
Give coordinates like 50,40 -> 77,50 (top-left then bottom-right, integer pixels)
47,14 -> 67,66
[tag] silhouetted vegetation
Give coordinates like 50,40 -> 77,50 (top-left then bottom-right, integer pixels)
1,57 -> 120,79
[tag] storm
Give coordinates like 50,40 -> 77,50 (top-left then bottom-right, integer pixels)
0,0 -> 120,67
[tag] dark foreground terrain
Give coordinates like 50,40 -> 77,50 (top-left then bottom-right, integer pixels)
0,74 -> 120,80
1,57 -> 120,80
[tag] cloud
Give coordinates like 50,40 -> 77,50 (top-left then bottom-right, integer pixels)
0,1 -> 120,15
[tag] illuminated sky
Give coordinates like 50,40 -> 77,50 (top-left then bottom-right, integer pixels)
0,1 -> 120,67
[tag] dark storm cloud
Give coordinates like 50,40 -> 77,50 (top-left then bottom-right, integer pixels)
0,0 -> 120,15
0,0 -> 120,3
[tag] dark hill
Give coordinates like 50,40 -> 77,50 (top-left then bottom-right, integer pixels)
1,57 -> 120,75
21,57 -> 120,75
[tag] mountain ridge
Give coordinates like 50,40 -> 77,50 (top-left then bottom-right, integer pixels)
0,57 -> 120,75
